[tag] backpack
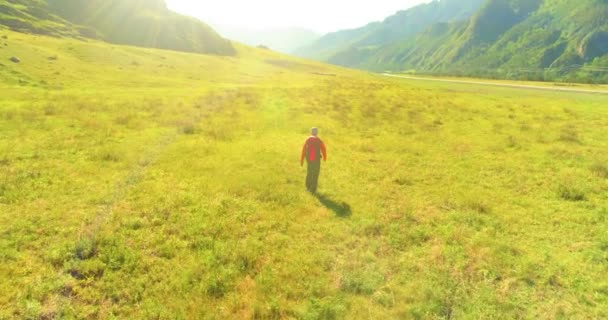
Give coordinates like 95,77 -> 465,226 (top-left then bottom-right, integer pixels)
306,137 -> 322,162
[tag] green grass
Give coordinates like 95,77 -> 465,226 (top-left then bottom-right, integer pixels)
1,29 -> 608,319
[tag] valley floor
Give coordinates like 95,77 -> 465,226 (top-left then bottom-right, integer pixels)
383,73 -> 608,95
1,30 -> 608,319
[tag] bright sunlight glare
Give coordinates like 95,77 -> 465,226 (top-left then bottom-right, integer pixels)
166,0 -> 431,32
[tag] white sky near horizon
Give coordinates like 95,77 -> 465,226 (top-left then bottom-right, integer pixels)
166,0 -> 431,33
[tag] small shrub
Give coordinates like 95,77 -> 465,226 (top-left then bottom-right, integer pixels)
24,300 -> 43,320
340,270 -> 384,295
373,288 -> 395,308
269,298 -> 283,319
1,110 -> 15,120
465,199 -> 491,214
20,110 -> 40,122
123,217 -> 144,230
362,222 -> 384,237
182,123 -> 196,135
408,109 -> 420,120
563,108 -> 577,116
115,114 -> 132,126
47,246 -> 71,267
405,227 -> 432,245
158,242 -> 177,259
559,128 -> 581,143
236,252 -> 257,275
599,237 -> 608,252
253,301 -> 280,320
74,238 -> 97,260
43,104 -> 56,116
591,163 -> 608,179
98,150 -> 122,162
68,259 -> 106,280
506,135 -> 518,148
206,278 -> 227,298
394,177 -> 413,186
558,184 -> 586,202
304,298 -> 345,320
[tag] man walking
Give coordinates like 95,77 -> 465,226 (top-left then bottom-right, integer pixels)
301,127 -> 327,194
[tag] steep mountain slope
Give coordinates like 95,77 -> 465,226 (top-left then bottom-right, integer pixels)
212,25 -> 319,54
295,0 -> 485,60
0,0 -> 235,55
346,0 -> 608,82
0,0 -> 94,37
358,0 -> 543,70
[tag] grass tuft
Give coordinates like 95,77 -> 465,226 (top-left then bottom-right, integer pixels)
68,259 -> 106,280
97,149 -> 123,162
463,198 -> 492,214
304,298 -> 345,320
558,184 -> 586,202
394,177 -> 413,186
340,270 -> 384,295
559,127 -> 581,143
506,135 -> 518,148
182,123 -> 197,135
206,278 -> 228,298
74,238 -> 97,260
591,163 -> 608,179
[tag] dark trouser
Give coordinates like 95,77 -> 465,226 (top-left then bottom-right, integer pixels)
306,160 -> 321,193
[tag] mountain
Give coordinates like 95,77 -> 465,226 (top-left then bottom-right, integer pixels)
0,0 -> 236,56
295,0 -> 485,61
363,0 -> 608,82
213,25 -> 319,54
299,0 -> 608,83
0,0 -> 87,37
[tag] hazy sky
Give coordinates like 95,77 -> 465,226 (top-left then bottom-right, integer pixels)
166,0 -> 431,33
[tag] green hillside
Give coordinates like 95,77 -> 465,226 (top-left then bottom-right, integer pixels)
0,0 -> 236,55
294,0 -> 484,61
366,0 -> 608,82
0,0 -> 92,37
2,25 -> 608,318
302,0 -> 608,83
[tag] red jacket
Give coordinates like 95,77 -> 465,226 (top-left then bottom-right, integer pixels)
301,136 -> 327,164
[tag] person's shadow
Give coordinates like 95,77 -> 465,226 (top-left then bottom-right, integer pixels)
315,193 -> 352,218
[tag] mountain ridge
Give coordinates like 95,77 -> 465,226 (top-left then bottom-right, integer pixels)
0,0 -> 236,56
295,0 -> 485,61
299,0 -> 608,83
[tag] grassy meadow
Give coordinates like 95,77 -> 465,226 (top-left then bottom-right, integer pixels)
1,29 -> 608,319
